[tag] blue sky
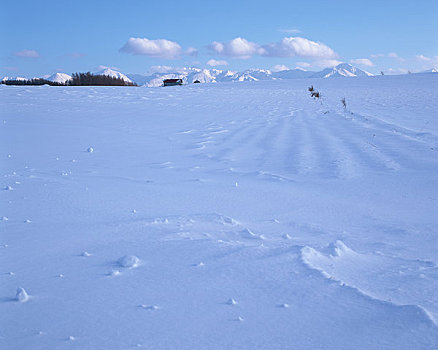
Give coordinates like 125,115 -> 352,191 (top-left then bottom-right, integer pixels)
1,0 -> 437,77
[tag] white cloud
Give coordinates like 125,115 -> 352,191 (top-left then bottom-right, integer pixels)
120,37 -> 183,59
261,37 -> 337,59
350,58 -> 374,67
278,28 -> 301,34
271,64 -> 290,72
14,49 -> 39,58
209,37 -> 264,59
312,59 -> 343,68
147,65 -> 175,74
97,65 -> 120,71
185,47 -> 198,57
207,59 -> 228,66
416,54 -> 431,62
387,52 -> 406,62
296,62 -> 311,68
386,67 -> 409,75
209,36 -> 337,60
370,53 -> 385,58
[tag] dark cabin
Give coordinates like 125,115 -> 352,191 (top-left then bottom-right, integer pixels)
163,78 -> 183,87
193,80 -> 201,84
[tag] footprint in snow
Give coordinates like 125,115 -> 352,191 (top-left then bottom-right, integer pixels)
81,251 -> 92,257
277,303 -> 290,308
3,186 -> 13,191
227,298 -> 238,305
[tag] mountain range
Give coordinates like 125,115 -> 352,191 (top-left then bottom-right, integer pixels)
126,64 -> 375,87
3,64 -> 437,86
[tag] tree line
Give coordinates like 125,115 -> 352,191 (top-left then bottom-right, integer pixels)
2,78 -> 64,86
2,72 -> 137,86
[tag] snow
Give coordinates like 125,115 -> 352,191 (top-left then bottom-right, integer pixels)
1,74 -> 438,349
127,64 -> 373,86
95,68 -> 132,83
117,255 -> 140,268
46,73 -> 72,84
314,63 -> 373,78
15,287 -> 30,302
1,76 -> 28,82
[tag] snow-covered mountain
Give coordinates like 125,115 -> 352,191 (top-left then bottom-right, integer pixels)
273,68 -> 315,79
95,68 -> 132,83
313,63 -> 373,78
46,73 -> 72,84
421,68 -> 438,73
2,76 -> 28,82
126,63 -> 374,87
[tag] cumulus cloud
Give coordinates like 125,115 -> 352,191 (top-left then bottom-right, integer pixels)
147,65 -> 174,74
207,59 -> 228,66
312,59 -> 343,68
185,47 -> 198,57
97,65 -> 121,71
296,62 -> 311,68
14,49 -> 39,58
120,37 -> 183,59
209,37 -> 264,59
350,58 -> 374,67
261,37 -> 337,59
271,64 -> 290,72
209,36 -> 337,60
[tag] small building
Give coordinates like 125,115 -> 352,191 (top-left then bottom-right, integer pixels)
163,79 -> 183,87
193,80 -> 201,84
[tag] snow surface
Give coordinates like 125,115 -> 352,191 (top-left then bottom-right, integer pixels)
1,74 -> 438,349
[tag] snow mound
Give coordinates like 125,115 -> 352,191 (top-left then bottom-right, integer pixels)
301,241 -> 438,325
16,287 -> 30,302
118,255 -> 140,268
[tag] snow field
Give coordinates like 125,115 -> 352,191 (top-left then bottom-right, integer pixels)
1,74 -> 438,349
